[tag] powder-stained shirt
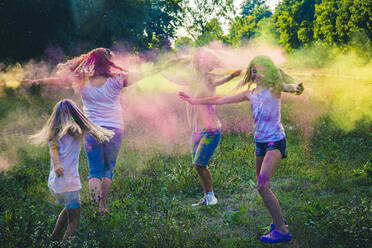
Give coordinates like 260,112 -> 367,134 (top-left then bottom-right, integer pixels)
48,134 -> 82,194
249,88 -> 285,142
80,73 -> 127,129
192,105 -> 221,132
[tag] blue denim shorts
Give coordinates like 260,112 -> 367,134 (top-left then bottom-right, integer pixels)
52,190 -> 81,209
255,138 -> 287,158
84,126 -> 124,179
192,130 -> 221,167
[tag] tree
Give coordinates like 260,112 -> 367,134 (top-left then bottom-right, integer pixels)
0,0 -> 75,61
228,2 -> 272,46
0,0 -> 184,61
76,0 -> 183,50
194,18 -> 226,46
273,0 -> 320,51
181,0 -> 235,41
241,0 -> 265,16
313,0 -> 371,46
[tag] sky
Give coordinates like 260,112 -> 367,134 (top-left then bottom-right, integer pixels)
176,0 -> 283,38
235,0 -> 282,11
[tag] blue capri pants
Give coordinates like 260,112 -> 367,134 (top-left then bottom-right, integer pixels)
84,126 -> 124,180
192,129 -> 221,167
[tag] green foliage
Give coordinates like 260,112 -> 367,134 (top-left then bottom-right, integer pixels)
228,4 -> 272,46
0,0 -> 184,61
194,18 -> 227,47
1,91 -> 371,247
0,0 -> 75,61
175,36 -> 193,49
241,0 -> 265,17
314,0 -> 371,46
273,0 -> 320,51
181,0 -> 235,42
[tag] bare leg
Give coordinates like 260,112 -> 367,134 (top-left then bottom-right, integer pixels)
99,177 -> 112,212
62,208 -> 80,242
256,150 -> 288,234
255,155 -> 265,177
89,177 -> 102,208
50,208 -> 68,241
195,166 -> 213,194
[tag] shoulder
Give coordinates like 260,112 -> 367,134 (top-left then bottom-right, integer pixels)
111,72 -> 129,88
269,88 -> 281,98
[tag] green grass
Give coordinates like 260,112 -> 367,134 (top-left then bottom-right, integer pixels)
0,89 -> 371,248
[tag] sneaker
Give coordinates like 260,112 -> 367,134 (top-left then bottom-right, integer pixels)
260,230 -> 292,243
266,220 -> 288,234
191,195 -> 218,207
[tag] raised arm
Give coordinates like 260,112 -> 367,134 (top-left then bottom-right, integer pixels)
21,76 -> 73,87
161,72 -> 189,86
212,69 -> 242,87
126,58 -> 190,87
179,90 -> 249,105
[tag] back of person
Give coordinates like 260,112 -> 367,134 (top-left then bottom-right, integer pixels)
80,74 -> 126,129
48,134 -> 82,194
250,88 -> 285,143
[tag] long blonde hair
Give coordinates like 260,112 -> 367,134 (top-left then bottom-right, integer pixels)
30,99 -> 114,145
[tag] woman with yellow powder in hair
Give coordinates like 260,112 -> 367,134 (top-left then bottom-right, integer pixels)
179,55 -> 304,243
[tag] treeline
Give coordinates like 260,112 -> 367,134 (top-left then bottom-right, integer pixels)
0,0 -> 370,62
181,0 -> 371,53
0,0 -> 183,61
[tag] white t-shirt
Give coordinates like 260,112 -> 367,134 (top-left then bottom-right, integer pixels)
80,74 -> 126,129
48,134 -> 82,194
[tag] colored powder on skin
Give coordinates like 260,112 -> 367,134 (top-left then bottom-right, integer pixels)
257,173 -> 268,186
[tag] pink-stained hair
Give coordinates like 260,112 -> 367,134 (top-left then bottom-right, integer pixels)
57,48 -> 127,82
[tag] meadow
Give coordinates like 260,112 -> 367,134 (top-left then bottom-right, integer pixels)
0,72 -> 371,248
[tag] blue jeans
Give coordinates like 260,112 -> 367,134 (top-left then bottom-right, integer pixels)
84,126 -> 124,179
192,130 -> 221,167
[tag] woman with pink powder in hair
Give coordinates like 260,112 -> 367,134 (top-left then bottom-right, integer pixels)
22,48 -> 148,214
163,47 -> 241,207
179,55 -> 304,243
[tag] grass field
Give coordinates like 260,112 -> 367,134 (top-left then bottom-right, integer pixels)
0,78 -> 371,247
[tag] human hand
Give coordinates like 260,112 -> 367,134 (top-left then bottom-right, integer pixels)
179,91 -> 196,104
230,69 -> 242,78
294,83 -> 304,95
54,164 -> 64,177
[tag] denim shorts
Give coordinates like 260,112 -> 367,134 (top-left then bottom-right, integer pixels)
84,126 -> 124,179
255,138 -> 287,158
52,190 -> 81,209
192,129 -> 221,167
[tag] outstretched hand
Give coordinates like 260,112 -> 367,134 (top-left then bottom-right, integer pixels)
231,69 -> 242,77
295,83 -> 304,95
179,91 -> 196,105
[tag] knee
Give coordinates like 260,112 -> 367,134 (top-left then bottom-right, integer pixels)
194,165 -> 206,172
256,173 -> 270,194
256,182 -> 270,194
